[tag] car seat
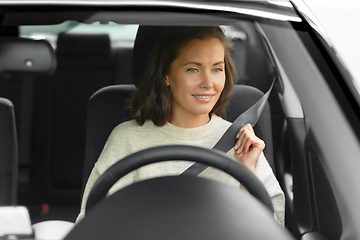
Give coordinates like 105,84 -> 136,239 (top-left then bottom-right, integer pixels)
51,33 -> 113,191
30,33 -> 114,206
81,25 -> 275,195
0,97 -> 18,205
82,84 -> 136,193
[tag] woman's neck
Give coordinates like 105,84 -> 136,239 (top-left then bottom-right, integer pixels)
170,113 -> 211,128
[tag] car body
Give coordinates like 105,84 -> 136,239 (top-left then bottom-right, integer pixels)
0,0 -> 359,239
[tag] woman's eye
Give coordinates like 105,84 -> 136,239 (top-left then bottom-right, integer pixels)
213,68 -> 223,73
187,68 -> 197,73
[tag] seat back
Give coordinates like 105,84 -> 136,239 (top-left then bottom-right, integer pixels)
30,33 -> 114,205
82,84 -> 273,192
51,33 -> 113,190
82,84 -> 136,195
0,97 -> 18,205
227,85 -> 274,170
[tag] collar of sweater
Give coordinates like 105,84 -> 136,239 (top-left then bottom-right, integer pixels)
153,115 -> 229,141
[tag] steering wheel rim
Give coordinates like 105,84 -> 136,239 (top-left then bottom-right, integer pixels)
86,145 -> 273,213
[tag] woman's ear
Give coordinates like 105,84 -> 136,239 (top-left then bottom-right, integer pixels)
165,76 -> 170,86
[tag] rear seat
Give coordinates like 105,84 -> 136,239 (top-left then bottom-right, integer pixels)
112,45 -> 133,84
0,32 -> 133,221
0,97 -> 18,205
51,33 -> 113,191
29,33 -> 114,210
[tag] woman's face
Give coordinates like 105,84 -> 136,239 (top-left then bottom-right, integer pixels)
165,38 -> 226,128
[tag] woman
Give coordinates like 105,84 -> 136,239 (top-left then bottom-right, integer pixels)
77,26 -> 284,225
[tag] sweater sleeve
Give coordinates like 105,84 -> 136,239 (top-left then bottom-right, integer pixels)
227,149 -> 285,226
253,152 -> 285,226
75,123 -> 135,223
76,165 -> 101,223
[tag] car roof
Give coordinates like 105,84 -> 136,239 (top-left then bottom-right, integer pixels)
0,0 -> 290,4
0,0 -> 294,10
0,0 -> 301,25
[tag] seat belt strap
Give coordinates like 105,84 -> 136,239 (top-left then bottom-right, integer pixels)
181,78 -> 276,176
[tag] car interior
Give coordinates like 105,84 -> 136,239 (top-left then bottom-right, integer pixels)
0,4 -> 352,240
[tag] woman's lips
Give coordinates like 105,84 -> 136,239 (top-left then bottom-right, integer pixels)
192,94 -> 215,103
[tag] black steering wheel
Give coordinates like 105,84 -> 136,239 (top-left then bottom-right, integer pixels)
86,145 -> 273,213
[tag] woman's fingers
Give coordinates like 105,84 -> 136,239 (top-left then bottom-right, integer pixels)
235,124 -> 256,154
233,124 -> 265,172
242,134 -> 253,154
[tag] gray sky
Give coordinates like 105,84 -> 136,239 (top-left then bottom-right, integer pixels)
303,0 -> 360,86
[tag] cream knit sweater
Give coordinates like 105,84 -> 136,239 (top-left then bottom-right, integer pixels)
77,115 -> 285,225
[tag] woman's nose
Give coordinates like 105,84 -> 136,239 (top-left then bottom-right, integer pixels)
199,71 -> 214,88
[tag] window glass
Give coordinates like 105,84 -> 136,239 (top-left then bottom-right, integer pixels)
20,21 -> 139,48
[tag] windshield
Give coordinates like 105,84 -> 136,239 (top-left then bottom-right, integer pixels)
0,2 -> 358,239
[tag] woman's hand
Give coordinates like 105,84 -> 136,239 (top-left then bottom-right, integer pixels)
233,124 -> 265,173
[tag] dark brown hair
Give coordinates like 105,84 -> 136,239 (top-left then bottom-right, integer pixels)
129,26 -> 237,126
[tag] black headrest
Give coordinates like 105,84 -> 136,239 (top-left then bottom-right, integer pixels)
132,26 -> 167,87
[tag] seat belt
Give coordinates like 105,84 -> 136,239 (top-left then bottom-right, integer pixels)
181,78 -> 276,176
